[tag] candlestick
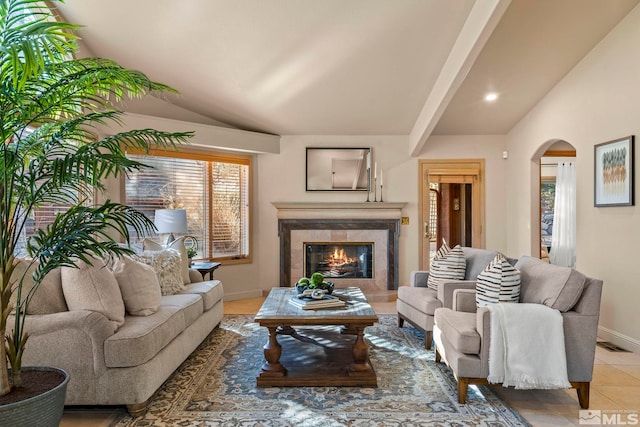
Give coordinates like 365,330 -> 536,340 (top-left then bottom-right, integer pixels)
366,167 -> 371,202
373,177 -> 377,202
380,184 -> 384,202
367,151 -> 371,170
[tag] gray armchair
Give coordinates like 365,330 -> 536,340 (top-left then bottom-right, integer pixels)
397,247 -> 504,349
433,258 -> 603,409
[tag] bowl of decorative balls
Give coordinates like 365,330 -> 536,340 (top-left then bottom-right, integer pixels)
295,272 -> 334,295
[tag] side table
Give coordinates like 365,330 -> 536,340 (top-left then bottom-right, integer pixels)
191,261 -> 221,280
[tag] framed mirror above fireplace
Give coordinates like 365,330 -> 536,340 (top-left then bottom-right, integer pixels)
306,147 -> 371,191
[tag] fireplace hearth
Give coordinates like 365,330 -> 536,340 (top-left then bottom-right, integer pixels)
305,242 -> 373,279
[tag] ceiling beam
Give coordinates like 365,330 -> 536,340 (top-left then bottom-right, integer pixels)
101,113 -> 281,154
408,0 -> 511,157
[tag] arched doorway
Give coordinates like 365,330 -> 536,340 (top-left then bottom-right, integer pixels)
531,140 -> 576,262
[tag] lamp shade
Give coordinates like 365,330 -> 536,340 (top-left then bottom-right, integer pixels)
154,209 -> 188,234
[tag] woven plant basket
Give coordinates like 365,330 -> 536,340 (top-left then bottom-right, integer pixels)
0,367 -> 69,427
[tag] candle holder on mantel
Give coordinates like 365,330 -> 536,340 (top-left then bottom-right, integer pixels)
373,177 -> 378,202
366,167 -> 371,202
380,183 -> 384,202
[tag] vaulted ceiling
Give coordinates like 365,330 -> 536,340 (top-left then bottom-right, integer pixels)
55,0 -> 639,146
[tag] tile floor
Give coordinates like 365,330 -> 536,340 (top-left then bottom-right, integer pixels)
59,297 -> 640,427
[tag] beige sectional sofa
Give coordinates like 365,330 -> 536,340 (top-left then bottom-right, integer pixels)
9,259 -> 223,416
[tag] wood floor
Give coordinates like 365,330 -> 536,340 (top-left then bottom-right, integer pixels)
60,297 -> 640,427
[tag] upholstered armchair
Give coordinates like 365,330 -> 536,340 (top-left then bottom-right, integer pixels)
397,247 -> 503,349
433,257 -> 603,409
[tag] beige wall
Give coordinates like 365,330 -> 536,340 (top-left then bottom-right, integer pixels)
506,4 -> 640,351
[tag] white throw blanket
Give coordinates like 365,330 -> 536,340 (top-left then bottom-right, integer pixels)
487,303 -> 571,389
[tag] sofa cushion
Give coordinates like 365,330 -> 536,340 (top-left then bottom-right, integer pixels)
515,256 -> 586,312
144,237 -> 191,285
476,253 -> 521,307
180,280 -> 224,311
161,293 -> 203,328
397,286 -> 441,315
461,247 -> 499,280
104,305 -> 185,368
111,256 -> 161,316
11,260 -> 67,314
427,244 -> 466,291
434,308 -> 480,354
133,248 -> 185,296
61,259 -> 125,332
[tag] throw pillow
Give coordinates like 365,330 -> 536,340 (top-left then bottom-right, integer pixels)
61,258 -> 125,332
133,248 -> 185,296
144,237 -> 191,285
10,260 -> 68,314
111,256 -> 162,316
476,253 -> 521,307
427,243 -> 466,291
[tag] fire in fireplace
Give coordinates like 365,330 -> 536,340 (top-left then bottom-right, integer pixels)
304,242 -> 373,279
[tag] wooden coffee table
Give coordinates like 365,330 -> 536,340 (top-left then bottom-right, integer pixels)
254,287 -> 379,387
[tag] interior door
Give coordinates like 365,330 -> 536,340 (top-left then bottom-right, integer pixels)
419,159 -> 485,270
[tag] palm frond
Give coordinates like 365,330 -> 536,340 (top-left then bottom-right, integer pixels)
27,202 -> 154,282
0,0 -> 79,89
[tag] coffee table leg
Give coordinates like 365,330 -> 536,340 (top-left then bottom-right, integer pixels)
260,327 -> 286,377
348,327 -> 374,376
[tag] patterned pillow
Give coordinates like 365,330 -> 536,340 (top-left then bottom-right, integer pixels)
133,249 -> 185,296
427,243 -> 466,291
476,253 -> 521,307
144,237 -> 191,285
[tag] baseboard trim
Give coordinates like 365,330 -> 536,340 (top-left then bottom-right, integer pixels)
224,289 -> 263,301
598,325 -> 640,354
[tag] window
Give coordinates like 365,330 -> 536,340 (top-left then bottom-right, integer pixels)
125,150 -> 251,263
13,127 -> 91,257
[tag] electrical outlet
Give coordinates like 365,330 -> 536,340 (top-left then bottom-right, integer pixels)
401,217 -> 409,225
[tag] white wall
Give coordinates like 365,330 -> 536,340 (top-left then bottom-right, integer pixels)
506,4 -> 640,351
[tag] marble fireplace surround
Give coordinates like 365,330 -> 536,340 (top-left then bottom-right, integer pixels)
273,202 -> 406,292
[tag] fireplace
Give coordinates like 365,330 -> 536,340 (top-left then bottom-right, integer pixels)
274,202 -> 406,292
304,242 -> 374,279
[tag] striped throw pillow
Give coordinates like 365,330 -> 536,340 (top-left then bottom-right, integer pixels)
476,253 -> 521,307
427,244 -> 466,291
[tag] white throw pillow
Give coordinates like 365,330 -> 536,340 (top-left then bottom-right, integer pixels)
427,243 -> 466,291
111,256 -> 161,316
476,253 -> 521,307
61,259 -> 125,332
144,237 -> 191,285
133,248 -> 185,296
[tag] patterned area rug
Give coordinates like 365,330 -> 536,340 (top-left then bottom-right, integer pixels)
111,314 -> 530,426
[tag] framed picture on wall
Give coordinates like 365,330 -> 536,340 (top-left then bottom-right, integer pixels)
594,135 -> 634,207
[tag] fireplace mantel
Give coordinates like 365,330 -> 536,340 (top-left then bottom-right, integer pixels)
272,202 -> 407,220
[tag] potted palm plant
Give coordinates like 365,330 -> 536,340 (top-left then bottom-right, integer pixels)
0,0 -> 192,423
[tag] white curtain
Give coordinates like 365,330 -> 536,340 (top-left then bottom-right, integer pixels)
550,162 -> 576,267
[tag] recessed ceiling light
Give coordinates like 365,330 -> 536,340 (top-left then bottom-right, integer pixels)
484,93 -> 498,102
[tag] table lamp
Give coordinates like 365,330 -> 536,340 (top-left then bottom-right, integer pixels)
154,209 -> 188,245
